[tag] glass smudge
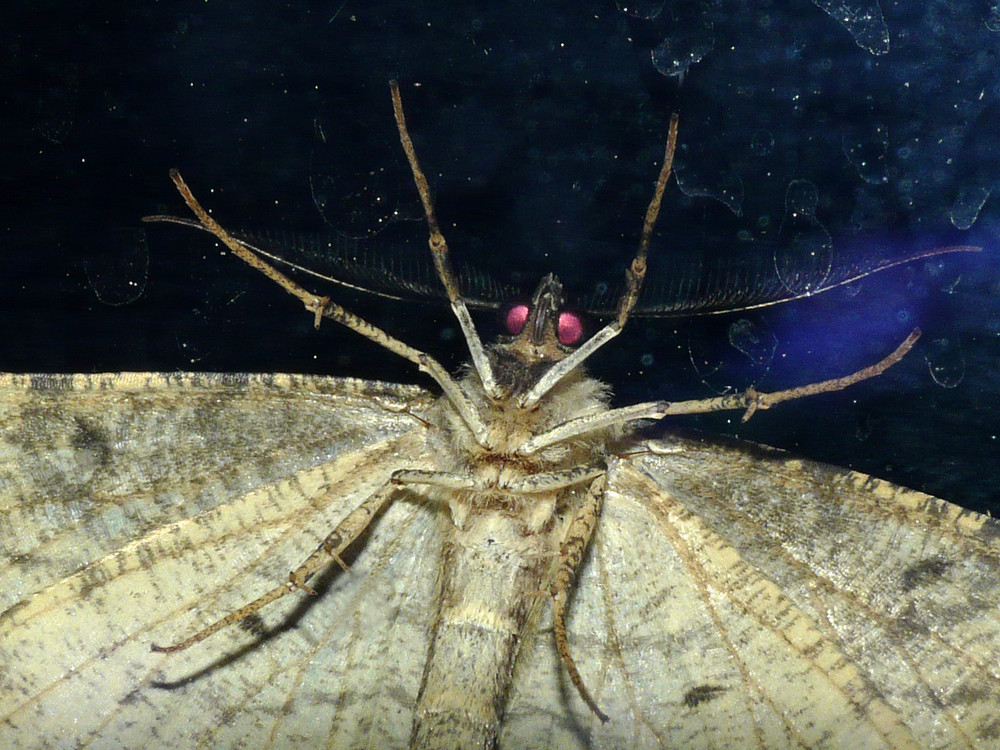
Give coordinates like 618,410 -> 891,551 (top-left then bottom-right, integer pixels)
774,180 -> 833,296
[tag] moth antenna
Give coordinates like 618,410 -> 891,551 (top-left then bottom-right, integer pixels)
519,114 -> 680,409
390,80 -> 502,400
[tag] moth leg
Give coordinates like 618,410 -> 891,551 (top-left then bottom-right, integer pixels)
393,469 -> 479,491
501,464 -> 605,494
151,479 -> 399,654
662,327 -> 922,421
395,464 -> 604,494
519,328 -> 921,455
518,400 -> 671,456
161,169 -> 491,449
389,80 -> 501,400
396,466 -> 605,532
520,113 -> 680,409
551,473 -> 610,723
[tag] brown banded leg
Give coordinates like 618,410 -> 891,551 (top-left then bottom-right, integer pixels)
389,79 -> 500,399
395,464 -> 605,494
551,473 -> 610,722
161,168 -> 491,447
152,479 -> 400,653
517,329 -> 922,455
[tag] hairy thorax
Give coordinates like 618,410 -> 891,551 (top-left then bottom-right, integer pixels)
428,349 -> 617,530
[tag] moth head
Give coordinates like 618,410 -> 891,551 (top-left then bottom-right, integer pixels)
499,273 -> 587,366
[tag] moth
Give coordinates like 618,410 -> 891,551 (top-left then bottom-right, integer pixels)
1,82 -> 997,749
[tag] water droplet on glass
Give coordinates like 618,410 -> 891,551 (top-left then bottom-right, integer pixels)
774,180 -> 833,296
811,0 -> 890,54
687,320 -> 776,394
728,319 -> 777,372
310,165 -> 406,239
651,28 -> 715,78
84,228 -> 150,306
949,186 -> 992,230
675,165 -> 745,217
842,280 -> 863,298
924,337 -> 966,389
842,120 -> 889,184
35,63 -> 79,144
309,104 -> 414,238
986,1 -> 1000,31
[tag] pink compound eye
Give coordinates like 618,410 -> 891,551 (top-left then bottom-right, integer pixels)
505,304 -> 529,335
557,311 -> 585,346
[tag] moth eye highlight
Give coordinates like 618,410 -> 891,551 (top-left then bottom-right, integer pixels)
505,304 -> 529,335
557,311 -> 585,346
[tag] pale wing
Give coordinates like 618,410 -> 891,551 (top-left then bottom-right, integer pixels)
502,434 -> 1000,750
0,372 -> 444,749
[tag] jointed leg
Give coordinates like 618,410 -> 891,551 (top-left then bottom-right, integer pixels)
552,474 -> 609,722
663,327 -> 921,421
160,169 -> 491,448
389,80 -> 500,399
517,329 -> 921,455
152,480 -> 399,653
394,464 -> 605,494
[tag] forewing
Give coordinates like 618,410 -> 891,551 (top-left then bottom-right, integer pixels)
0,372 -> 443,749
503,434 -> 1000,749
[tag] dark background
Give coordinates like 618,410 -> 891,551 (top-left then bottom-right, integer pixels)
2,1 -> 998,513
